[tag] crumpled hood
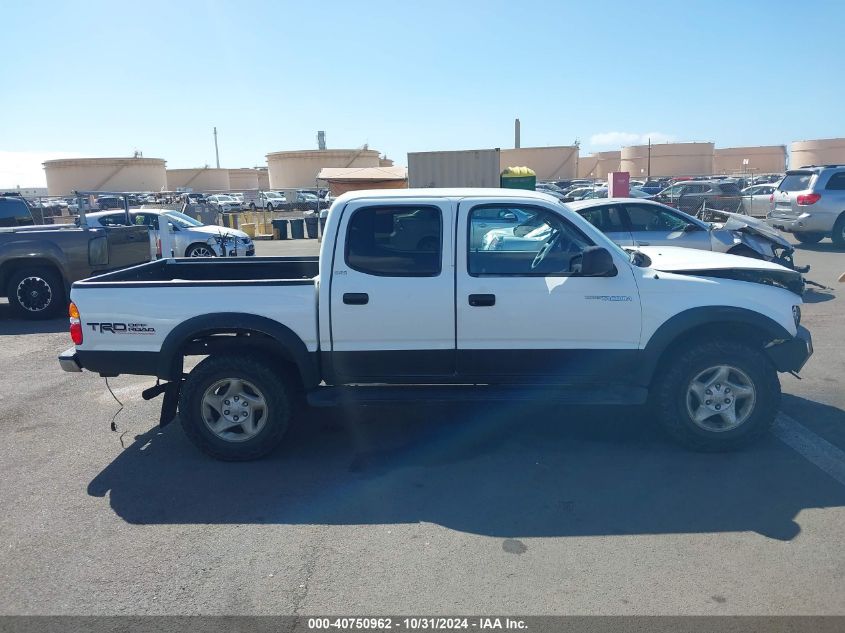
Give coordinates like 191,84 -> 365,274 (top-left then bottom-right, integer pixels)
191,225 -> 250,240
715,212 -> 792,249
634,245 -> 804,295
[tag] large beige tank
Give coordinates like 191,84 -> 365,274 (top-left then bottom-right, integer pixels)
578,151 -> 621,179
714,146 -> 786,175
620,142 -> 714,178
499,146 -> 578,180
228,168 -> 260,191
44,157 -> 167,196
256,167 -> 270,189
266,149 -> 381,189
166,168 -> 231,192
790,138 -> 845,169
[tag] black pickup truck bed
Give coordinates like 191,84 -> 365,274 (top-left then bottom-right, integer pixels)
75,256 -> 320,286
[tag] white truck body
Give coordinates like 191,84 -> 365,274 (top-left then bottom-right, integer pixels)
59,188 -> 812,459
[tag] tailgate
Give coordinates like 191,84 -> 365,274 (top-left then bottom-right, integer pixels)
105,225 -> 151,268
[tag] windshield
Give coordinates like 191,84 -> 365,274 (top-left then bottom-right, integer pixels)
164,210 -> 204,227
265,191 -> 282,199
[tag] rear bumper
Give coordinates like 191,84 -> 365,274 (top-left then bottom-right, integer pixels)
58,348 -> 82,373
767,212 -> 831,234
766,326 -> 813,373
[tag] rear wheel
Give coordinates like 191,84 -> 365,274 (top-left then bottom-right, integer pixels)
266,203 -> 274,212
6,267 -> 65,319
794,232 -> 824,244
831,215 -> 845,248
179,355 -> 292,460
653,340 -> 779,451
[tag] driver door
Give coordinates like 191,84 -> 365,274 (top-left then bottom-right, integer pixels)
457,200 -> 642,384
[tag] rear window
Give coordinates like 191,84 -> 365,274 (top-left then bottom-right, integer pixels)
824,172 -> 845,191
779,172 -> 815,192
0,197 -> 34,227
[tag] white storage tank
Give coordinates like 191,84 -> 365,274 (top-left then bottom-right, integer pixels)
44,157 -> 167,196
620,142 -> 714,178
578,151 -> 621,180
790,138 -> 845,168
228,168 -> 260,191
266,149 -> 381,189
166,168 -> 231,192
714,146 -> 786,175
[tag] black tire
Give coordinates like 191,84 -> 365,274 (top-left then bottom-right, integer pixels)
266,203 -> 274,212
179,355 -> 292,461
653,340 -> 780,451
831,214 -> 845,248
6,267 -> 65,319
249,203 -> 256,211
185,243 -> 216,258
794,232 -> 824,244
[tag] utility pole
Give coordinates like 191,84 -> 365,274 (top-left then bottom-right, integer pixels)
647,137 -> 652,180
213,127 -> 220,168
514,118 -> 521,149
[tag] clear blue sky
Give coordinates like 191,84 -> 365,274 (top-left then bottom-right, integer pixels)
2,0 -> 843,186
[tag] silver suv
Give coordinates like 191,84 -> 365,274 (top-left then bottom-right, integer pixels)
768,165 -> 845,246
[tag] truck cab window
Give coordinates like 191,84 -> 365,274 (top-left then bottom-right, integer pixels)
0,197 -> 34,227
468,205 -> 592,276
345,206 -> 442,276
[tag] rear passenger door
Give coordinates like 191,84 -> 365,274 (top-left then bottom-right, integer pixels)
576,203 -> 634,246
329,199 -> 455,382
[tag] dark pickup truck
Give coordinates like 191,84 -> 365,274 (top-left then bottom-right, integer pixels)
0,193 -> 150,319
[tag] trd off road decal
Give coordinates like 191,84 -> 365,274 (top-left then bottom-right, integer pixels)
86,322 -> 156,334
584,295 -> 633,302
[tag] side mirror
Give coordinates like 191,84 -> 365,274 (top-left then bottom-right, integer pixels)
683,223 -> 699,232
573,246 -> 616,276
502,212 -> 517,221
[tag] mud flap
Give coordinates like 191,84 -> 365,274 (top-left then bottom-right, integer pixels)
141,380 -> 182,427
159,381 -> 181,427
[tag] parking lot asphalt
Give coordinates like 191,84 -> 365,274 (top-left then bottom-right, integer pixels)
0,238 -> 843,615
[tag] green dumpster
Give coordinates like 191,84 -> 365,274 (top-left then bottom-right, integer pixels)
500,166 -> 536,190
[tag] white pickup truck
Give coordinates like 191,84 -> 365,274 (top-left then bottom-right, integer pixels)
59,189 -> 812,460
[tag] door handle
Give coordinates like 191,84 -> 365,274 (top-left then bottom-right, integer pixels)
468,294 -> 495,307
343,293 -> 369,305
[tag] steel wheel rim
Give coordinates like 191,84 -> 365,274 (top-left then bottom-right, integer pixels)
16,276 -> 52,312
201,378 -> 268,442
190,246 -> 215,257
685,365 -> 756,432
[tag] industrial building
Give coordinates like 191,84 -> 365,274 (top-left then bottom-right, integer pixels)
714,146 -> 786,175
620,142 -> 714,178
499,146 -> 579,180
317,166 -> 408,197
166,168 -> 230,192
43,157 -> 167,196
790,138 -> 845,168
266,148 -> 381,189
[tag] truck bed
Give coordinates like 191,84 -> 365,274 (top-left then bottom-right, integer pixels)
75,256 -> 320,286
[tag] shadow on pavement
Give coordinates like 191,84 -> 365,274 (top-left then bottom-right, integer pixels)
0,304 -> 66,335
87,400 -> 845,541
793,241 -> 845,254
803,288 -> 835,304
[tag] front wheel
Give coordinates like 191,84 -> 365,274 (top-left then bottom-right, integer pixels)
266,203 -> 274,212
185,243 -> 216,257
653,340 -> 780,451
179,355 -> 292,460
